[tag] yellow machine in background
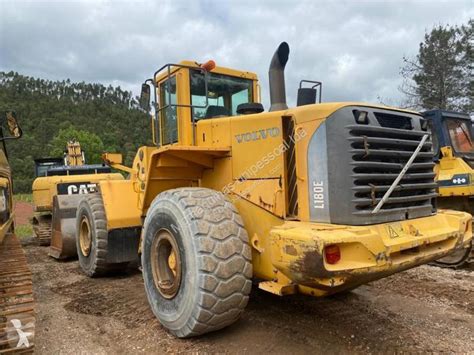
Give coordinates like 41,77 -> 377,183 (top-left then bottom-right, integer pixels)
423,109 -> 474,268
31,140 -> 123,249
64,139 -> 85,166
0,111 -> 35,352
56,42 -> 471,338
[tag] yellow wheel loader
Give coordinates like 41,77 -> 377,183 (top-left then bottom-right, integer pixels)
59,43 -> 471,338
31,140 -> 123,255
0,111 -> 35,352
423,109 -> 474,268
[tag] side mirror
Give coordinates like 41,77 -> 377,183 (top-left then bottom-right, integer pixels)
139,83 -> 151,111
1,111 -> 22,140
297,80 -> 322,107
297,88 -> 317,107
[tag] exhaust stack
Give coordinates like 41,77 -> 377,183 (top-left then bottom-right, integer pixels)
269,42 -> 290,112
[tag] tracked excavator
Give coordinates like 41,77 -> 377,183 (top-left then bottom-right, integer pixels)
54,42 -> 471,338
0,111 -> 35,352
31,140 -> 123,254
424,109 -> 474,268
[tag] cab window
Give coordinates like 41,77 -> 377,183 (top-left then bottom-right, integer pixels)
160,76 -> 178,145
190,70 -> 253,121
446,119 -> 474,154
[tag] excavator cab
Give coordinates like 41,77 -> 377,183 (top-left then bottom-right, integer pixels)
423,109 -> 474,267
424,110 -> 474,162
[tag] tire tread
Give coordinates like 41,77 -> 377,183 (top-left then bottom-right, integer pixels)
144,187 -> 252,338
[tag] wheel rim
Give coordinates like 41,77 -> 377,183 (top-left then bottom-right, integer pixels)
79,216 -> 92,257
151,229 -> 182,299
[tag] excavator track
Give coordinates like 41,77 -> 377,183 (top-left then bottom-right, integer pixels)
0,234 -> 35,353
32,215 -> 52,246
431,247 -> 474,269
430,233 -> 474,269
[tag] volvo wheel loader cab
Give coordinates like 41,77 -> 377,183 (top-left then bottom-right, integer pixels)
423,109 -> 474,268
72,42 -> 471,338
0,111 -> 35,352
31,140 -> 123,255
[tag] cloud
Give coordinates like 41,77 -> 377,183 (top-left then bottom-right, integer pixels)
0,0 -> 472,108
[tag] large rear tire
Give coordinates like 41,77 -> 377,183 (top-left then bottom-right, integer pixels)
142,188 -> 252,338
76,194 -> 128,277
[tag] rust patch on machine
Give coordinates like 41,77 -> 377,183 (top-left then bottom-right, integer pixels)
291,249 -> 330,278
259,196 -> 274,210
284,244 -> 297,256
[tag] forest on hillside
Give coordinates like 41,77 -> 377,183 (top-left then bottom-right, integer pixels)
0,71 -> 151,192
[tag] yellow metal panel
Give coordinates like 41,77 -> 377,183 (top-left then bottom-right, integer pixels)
201,157 -> 233,192
196,118 -> 232,147
230,113 -> 285,179
233,198 -> 285,281
139,145 -> 230,212
211,118 -> 232,147
230,179 -> 285,217
436,155 -> 474,197
231,197 -> 471,295
268,210 -> 471,295
32,173 -> 124,211
100,180 -> 142,230
196,120 -> 213,147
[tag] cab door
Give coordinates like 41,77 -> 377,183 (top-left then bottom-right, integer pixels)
160,75 -> 178,145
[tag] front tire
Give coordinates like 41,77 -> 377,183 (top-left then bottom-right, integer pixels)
76,194 -> 128,277
142,188 -> 252,338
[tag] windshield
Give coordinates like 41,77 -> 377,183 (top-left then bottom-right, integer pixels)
190,70 -> 253,120
446,118 -> 474,154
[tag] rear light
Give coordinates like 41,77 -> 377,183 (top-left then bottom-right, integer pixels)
324,245 -> 341,264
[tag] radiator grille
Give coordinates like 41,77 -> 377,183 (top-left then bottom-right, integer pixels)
348,122 -> 437,218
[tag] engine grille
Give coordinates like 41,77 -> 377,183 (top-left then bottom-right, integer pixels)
348,121 -> 437,218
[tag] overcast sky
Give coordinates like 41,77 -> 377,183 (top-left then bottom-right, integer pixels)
0,0 -> 472,108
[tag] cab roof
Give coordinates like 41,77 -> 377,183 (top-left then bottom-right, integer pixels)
154,60 -> 258,83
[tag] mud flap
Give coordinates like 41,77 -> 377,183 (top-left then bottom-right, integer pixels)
106,228 -> 141,264
49,194 -> 85,260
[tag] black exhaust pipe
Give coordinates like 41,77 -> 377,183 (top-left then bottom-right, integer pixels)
269,42 -> 290,112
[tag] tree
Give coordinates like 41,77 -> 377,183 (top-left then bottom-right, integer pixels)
458,19 -> 474,113
49,127 -> 105,164
0,71 -> 151,193
400,21 -> 473,112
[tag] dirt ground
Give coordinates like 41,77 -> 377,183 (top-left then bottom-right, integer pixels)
14,201 -> 33,226
15,203 -> 474,354
18,243 -> 472,354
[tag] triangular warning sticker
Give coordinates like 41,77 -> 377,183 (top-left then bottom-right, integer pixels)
388,225 -> 400,239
